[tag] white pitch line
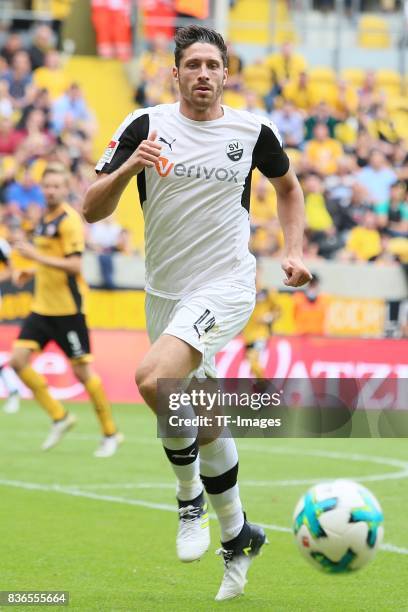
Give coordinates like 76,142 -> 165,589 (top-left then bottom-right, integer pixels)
238,444 -> 408,469
380,543 -> 408,555
66,482 -> 175,490
0,477 -> 406,556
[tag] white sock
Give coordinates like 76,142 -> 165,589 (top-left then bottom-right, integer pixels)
199,436 -> 244,542
0,366 -> 18,394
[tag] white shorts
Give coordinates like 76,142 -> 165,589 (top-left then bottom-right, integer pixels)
146,280 -> 256,378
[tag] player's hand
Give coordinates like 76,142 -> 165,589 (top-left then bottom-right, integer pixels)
12,269 -> 34,287
282,256 -> 313,288
122,131 -> 162,175
15,241 -> 38,261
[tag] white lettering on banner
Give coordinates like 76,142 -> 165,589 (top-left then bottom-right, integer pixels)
311,362 -> 355,378
326,298 -> 385,336
216,339 -> 408,409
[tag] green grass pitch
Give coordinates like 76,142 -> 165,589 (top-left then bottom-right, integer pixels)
0,401 -> 407,611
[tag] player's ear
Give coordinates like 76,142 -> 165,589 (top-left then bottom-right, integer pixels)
223,67 -> 228,86
173,66 -> 179,81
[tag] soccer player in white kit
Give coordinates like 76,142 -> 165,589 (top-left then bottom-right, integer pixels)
83,25 -> 312,601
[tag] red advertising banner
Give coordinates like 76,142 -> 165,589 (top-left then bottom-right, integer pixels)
1,326 -> 407,404
0,326 -> 149,403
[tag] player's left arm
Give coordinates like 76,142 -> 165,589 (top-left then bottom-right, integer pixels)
269,167 -> 312,288
253,118 -> 312,288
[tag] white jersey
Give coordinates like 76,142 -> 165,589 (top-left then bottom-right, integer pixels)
96,102 -> 289,299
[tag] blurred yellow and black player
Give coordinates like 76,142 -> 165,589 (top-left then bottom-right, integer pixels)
8,163 -> 123,457
242,273 -> 281,380
0,236 -> 21,414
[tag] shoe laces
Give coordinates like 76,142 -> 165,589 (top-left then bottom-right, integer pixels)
216,547 -> 234,568
179,505 -> 201,523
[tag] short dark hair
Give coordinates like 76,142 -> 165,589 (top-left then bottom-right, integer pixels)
174,25 -> 228,68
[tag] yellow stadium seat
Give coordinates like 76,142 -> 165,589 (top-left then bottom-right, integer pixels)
273,24 -> 299,45
376,69 -> 402,96
228,0 -> 298,46
340,68 -> 365,87
309,66 -> 336,84
357,15 -> 391,49
386,95 -> 408,112
390,111 -> 408,140
228,0 -> 269,45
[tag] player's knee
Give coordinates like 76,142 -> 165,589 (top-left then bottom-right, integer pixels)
9,351 -> 28,372
72,363 -> 89,383
135,366 -> 158,404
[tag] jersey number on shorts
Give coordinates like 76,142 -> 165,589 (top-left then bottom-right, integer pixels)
67,330 -> 83,357
193,309 -> 216,339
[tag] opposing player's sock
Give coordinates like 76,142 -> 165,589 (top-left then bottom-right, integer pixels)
248,354 -> 265,379
19,365 -> 65,420
200,436 -> 244,542
85,374 -> 117,436
177,490 -> 210,562
215,517 -> 267,601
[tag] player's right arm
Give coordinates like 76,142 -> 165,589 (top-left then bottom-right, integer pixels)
83,130 -> 162,223
0,239 -> 12,282
0,267 -> 11,283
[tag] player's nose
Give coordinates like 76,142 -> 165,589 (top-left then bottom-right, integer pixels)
198,64 -> 210,79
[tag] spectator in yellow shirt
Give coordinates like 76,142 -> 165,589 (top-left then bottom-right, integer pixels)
345,211 -> 382,261
304,174 -> 334,233
33,50 -> 70,100
304,123 -> 344,176
334,79 -> 359,117
265,42 -> 307,88
282,71 -> 315,112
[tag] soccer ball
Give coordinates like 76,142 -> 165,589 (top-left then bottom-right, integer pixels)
293,479 -> 384,573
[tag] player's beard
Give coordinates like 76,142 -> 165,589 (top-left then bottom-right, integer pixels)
181,79 -> 224,113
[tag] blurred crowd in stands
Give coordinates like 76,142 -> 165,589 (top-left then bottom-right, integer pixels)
135,38 -> 408,269
0,10 -> 407,279
0,24 -> 132,288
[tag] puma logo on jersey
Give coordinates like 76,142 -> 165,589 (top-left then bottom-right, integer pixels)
159,136 -> 176,150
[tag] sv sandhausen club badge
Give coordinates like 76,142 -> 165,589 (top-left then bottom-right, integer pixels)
226,140 -> 244,161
